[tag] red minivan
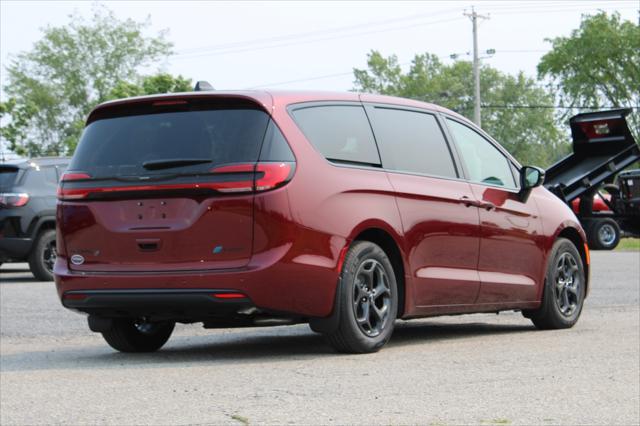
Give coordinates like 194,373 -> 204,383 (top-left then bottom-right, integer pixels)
55,90 -> 589,353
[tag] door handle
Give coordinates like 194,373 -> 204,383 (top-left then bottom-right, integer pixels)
459,196 -> 479,208
479,202 -> 496,211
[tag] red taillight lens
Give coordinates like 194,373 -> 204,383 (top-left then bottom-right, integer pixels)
0,193 -> 30,207
58,172 -> 93,200
61,172 -> 92,182
256,162 -> 293,191
210,162 -> 294,193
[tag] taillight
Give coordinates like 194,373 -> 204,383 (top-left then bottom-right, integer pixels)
256,162 -> 294,191
0,193 -> 30,207
210,162 -> 294,193
58,172 -> 92,200
61,172 -> 92,181
57,163 -> 294,200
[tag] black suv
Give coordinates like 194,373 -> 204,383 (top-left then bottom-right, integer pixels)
0,157 -> 70,280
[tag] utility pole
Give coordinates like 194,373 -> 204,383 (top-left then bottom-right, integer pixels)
464,6 -> 489,127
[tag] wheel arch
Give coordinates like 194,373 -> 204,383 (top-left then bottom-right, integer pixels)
27,215 -> 56,238
352,227 -> 407,318
557,226 -> 590,297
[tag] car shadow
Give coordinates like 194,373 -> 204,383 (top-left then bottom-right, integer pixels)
1,320 -> 535,373
0,268 -> 48,283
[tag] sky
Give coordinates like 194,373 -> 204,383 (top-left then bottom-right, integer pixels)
0,0 -> 638,95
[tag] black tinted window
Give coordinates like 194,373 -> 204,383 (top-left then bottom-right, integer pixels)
0,167 -> 19,190
70,108 -> 270,178
291,105 -> 380,165
370,107 -> 457,178
259,121 -> 295,162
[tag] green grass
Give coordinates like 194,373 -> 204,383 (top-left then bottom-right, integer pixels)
616,238 -> 640,251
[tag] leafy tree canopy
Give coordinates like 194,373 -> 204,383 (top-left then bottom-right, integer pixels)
107,73 -> 193,101
1,6 -> 172,157
538,12 -> 639,136
353,51 -> 567,167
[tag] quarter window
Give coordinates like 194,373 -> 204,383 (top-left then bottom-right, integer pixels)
291,105 -> 380,166
369,107 -> 457,178
446,119 -> 516,188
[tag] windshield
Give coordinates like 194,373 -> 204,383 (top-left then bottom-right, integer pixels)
69,108 -> 270,179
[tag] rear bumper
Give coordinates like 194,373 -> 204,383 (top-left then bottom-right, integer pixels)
54,252 -> 340,319
62,289 -> 254,320
0,237 -> 32,261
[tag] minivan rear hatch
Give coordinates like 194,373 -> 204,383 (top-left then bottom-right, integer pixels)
59,95 -> 287,273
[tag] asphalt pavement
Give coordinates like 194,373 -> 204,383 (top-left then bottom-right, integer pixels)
1,251 -> 639,425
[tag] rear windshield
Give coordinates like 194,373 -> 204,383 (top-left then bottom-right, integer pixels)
69,107 -> 270,178
0,167 -> 20,190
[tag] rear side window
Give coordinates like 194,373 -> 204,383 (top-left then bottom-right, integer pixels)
70,108 -> 270,178
446,119 -> 517,188
368,107 -> 457,178
291,105 -> 380,166
259,121 -> 295,162
0,167 -> 20,190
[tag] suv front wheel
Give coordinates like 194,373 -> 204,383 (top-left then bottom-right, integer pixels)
523,238 -> 586,329
28,229 -> 57,281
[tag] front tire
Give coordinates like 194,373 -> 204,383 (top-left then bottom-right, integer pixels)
524,238 -> 585,329
28,229 -> 57,281
325,241 -> 398,353
101,319 -> 175,353
588,218 -> 620,250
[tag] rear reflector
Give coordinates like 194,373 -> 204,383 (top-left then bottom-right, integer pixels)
63,293 -> 88,301
212,292 -> 248,299
0,192 -> 30,207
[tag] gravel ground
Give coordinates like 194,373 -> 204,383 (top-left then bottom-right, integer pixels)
1,251 -> 639,425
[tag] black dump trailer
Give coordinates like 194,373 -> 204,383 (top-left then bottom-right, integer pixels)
544,108 -> 639,250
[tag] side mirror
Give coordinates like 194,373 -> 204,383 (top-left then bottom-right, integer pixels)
519,166 -> 545,202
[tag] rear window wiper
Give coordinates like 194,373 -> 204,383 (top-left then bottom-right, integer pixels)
142,158 -> 212,171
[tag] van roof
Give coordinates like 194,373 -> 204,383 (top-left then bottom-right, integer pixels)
88,90 -> 470,125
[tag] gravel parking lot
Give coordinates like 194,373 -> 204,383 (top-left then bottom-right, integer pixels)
1,251 -> 639,425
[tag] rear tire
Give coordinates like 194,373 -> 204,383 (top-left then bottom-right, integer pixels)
101,319 -> 175,353
28,229 -> 57,281
524,238 -> 585,329
325,241 -> 398,354
588,218 -> 620,250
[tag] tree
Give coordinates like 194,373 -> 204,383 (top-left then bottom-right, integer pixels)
0,6 -> 172,157
538,12 -> 640,137
107,74 -> 193,100
353,51 -> 567,167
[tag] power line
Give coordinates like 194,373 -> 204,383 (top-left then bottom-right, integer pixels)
169,3 -> 636,60
175,7 -> 462,55
172,16 -> 465,60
